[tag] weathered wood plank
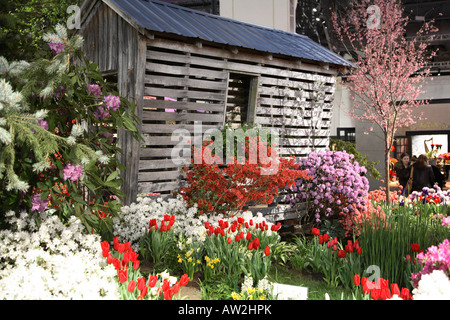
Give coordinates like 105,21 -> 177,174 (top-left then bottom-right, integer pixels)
139,170 -> 182,182
145,74 -> 226,91
256,105 -> 333,116
141,123 -> 220,134
146,62 -> 227,79
142,110 -> 224,123
258,97 -> 333,108
139,159 -> 187,170
255,116 -> 331,127
143,99 -> 225,112
140,147 -> 183,158
138,181 -> 182,193
144,87 -> 226,102
259,77 -> 336,93
258,86 -> 334,101
142,134 -> 203,146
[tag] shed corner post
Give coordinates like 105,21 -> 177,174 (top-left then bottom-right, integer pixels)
126,36 -> 147,205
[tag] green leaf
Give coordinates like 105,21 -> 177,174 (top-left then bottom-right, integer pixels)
106,170 -> 119,182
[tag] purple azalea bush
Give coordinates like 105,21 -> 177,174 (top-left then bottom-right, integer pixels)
286,149 -> 369,223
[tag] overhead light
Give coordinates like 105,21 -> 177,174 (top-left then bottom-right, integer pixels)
437,68 -> 441,76
316,17 -> 320,21
312,8 -> 318,12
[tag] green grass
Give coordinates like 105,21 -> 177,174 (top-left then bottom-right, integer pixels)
268,263 -> 353,300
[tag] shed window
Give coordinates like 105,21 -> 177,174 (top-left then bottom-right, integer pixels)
225,72 -> 259,128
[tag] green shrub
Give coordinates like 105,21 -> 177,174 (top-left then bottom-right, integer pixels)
356,203 -> 450,289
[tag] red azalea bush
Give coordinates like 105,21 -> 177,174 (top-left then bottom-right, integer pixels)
180,138 -> 309,217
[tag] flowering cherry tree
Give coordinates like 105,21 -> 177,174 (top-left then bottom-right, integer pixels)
331,0 -> 437,203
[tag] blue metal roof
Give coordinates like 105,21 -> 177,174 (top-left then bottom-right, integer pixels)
107,0 -> 353,67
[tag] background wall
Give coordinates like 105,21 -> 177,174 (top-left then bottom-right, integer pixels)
219,0 -> 297,32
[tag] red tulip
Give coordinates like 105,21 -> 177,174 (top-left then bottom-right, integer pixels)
264,246 -> 271,256
370,288 -> 380,300
410,243 -> 420,253
113,236 -> 119,251
318,235 -> 323,244
227,237 -> 231,244
246,232 -> 252,241
380,287 -> 391,300
112,258 -> 121,270
312,228 -> 320,236
400,287 -> 410,300
118,269 -> 127,283
323,234 -> 330,242
354,274 -> 361,286
100,241 -> 110,257
172,282 -> 180,294
148,275 -> 157,288
140,285 -> 148,298
128,280 -> 136,293
362,277 -> 370,294
162,279 -> 171,293
391,283 -> 400,296
252,237 -> 260,250
338,250 -> 346,258
179,274 -> 189,287
137,277 -> 146,291
164,288 -> 173,300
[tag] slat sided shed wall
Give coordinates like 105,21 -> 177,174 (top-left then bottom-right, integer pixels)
79,0 -> 352,217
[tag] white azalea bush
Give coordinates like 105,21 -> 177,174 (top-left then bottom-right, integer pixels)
0,211 -> 119,299
112,195 -> 226,251
412,270 -> 450,300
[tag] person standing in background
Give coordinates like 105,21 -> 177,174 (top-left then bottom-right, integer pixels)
394,152 -> 411,193
411,154 -> 435,192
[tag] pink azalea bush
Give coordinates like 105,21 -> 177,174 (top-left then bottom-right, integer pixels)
411,239 -> 450,288
287,150 -> 369,226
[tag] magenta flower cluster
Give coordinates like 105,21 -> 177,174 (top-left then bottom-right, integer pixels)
87,84 -> 102,97
409,186 -> 450,204
286,149 -> 369,222
412,239 -> 450,288
103,94 -> 120,111
31,193 -> 49,213
94,94 -> 120,120
48,42 -> 65,54
63,163 -> 83,182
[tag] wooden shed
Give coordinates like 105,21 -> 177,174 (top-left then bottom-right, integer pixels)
79,0 -> 352,217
